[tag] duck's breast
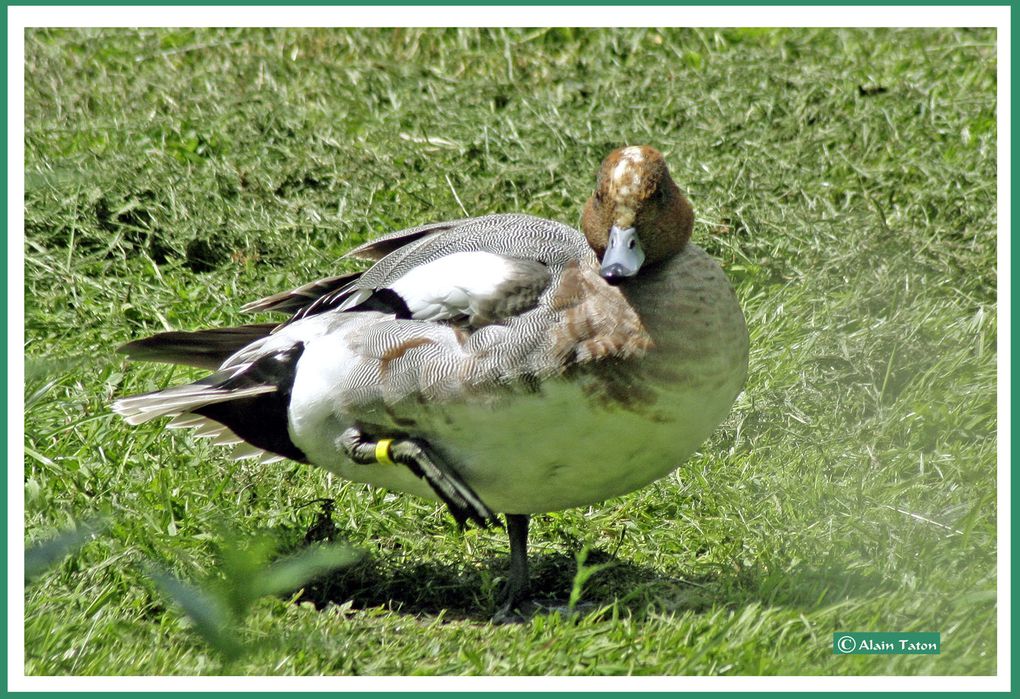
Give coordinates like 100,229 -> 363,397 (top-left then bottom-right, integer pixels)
441,243 -> 748,512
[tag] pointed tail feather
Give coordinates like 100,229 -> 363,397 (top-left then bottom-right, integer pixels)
117,323 -> 278,370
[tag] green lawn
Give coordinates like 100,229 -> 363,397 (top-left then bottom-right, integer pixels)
23,28 -> 997,675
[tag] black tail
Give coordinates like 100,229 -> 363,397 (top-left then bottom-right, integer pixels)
113,343 -> 308,463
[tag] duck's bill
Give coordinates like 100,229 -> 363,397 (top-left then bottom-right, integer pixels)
600,226 -> 645,280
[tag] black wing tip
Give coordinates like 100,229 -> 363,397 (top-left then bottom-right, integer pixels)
242,272 -> 364,318
344,288 -> 414,320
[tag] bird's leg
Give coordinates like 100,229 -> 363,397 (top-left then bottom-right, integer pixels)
339,427 -> 499,528
493,513 -> 531,623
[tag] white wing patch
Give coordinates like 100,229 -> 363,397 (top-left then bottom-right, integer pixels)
387,251 -> 536,323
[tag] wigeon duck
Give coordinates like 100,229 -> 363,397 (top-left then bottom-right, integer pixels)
114,146 -> 748,618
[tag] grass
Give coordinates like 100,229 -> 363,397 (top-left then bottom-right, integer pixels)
23,28 -> 997,676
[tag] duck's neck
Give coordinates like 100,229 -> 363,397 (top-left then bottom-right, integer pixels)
612,245 -> 705,354
616,246 -> 683,302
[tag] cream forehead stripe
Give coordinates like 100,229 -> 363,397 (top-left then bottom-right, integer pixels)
610,147 -> 645,227
612,147 -> 644,190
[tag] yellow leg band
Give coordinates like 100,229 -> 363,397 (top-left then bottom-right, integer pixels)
375,439 -> 395,465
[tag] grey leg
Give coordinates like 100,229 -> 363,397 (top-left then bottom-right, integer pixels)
493,513 -> 530,623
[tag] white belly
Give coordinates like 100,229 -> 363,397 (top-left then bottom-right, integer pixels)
415,373 -> 743,513
292,358 -> 744,514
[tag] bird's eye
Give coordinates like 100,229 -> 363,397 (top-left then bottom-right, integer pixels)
628,239 -> 636,250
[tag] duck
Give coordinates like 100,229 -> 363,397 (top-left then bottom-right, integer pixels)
113,145 -> 749,618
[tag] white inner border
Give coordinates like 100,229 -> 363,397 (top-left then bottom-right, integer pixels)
9,5 -> 1011,693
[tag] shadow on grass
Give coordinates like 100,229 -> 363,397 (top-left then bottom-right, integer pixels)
294,546 -> 887,623
290,500 -> 888,622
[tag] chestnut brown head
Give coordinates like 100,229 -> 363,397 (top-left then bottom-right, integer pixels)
581,146 -> 694,281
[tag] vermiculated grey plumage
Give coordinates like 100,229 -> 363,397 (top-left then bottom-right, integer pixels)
113,214 -> 645,463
